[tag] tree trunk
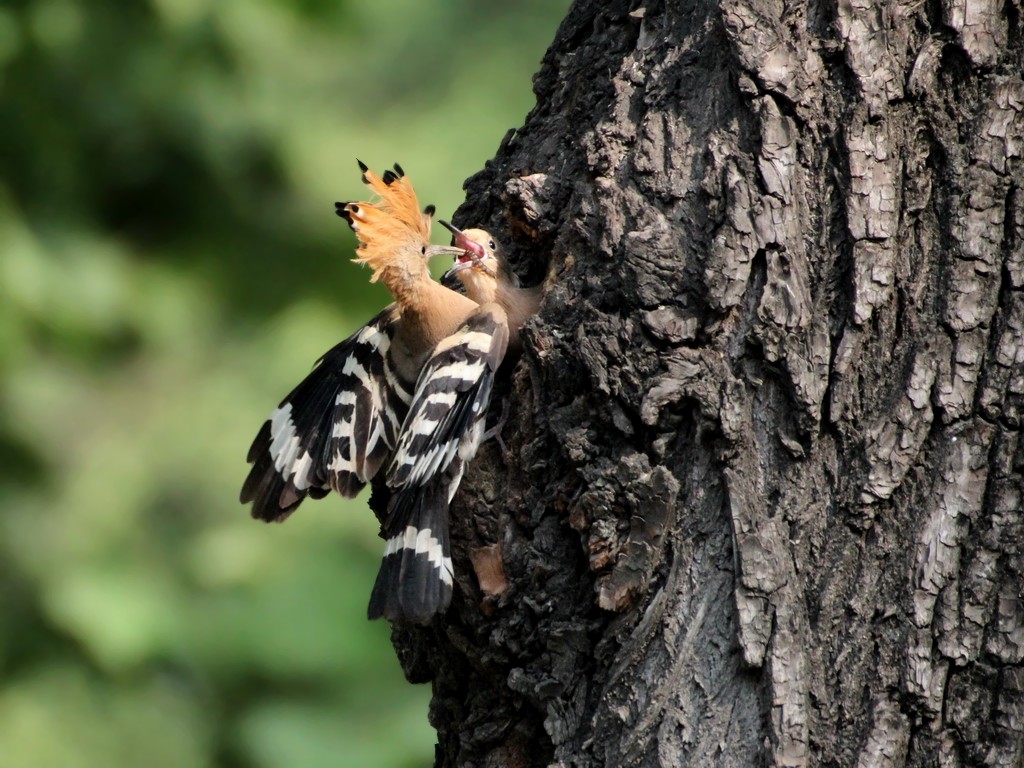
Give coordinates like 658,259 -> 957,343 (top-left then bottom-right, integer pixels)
375,0 -> 1024,765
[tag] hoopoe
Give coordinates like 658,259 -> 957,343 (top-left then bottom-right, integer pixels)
370,223 -> 541,622
241,163 -> 484,620
438,222 -> 543,355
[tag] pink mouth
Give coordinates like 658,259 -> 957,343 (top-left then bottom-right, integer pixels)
439,220 -> 495,278
440,220 -> 484,257
453,234 -> 486,262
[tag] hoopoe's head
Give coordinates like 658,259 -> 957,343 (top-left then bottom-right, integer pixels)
440,222 -> 517,303
335,162 -> 464,287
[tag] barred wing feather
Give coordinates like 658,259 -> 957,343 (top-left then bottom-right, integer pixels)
240,306 -> 408,521
367,305 -> 509,622
386,304 -> 509,490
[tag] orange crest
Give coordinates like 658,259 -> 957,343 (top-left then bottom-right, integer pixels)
339,162 -> 433,283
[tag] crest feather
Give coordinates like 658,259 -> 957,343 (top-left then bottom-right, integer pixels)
338,163 -> 432,283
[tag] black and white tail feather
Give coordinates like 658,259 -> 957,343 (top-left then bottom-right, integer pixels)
367,482 -> 453,624
367,304 -> 509,623
240,306 -> 411,521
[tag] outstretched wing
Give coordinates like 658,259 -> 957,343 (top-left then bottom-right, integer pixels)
240,306 -> 410,522
386,303 -> 509,491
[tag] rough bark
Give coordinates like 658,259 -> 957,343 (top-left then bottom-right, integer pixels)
374,1 -> 1024,765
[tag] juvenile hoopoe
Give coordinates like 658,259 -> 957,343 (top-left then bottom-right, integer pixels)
369,224 -> 541,622
439,222 -> 543,354
241,163 -> 483,617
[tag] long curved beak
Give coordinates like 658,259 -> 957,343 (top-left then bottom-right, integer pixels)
442,260 -> 473,280
424,244 -> 467,260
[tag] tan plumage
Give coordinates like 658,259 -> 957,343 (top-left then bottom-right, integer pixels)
367,222 -> 545,623
344,162 -> 432,286
367,223 -> 542,623
440,223 -> 543,353
244,163 -> 472,525
336,164 -> 480,380
245,162 -> 519,624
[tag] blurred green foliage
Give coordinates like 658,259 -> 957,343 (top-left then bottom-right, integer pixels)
0,1 -> 568,765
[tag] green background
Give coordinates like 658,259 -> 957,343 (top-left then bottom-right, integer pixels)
0,1 -> 568,765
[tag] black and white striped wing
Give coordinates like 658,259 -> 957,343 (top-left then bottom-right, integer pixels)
366,305 -> 508,623
325,313 -> 412,497
240,306 -> 408,522
387,303 -> 509,491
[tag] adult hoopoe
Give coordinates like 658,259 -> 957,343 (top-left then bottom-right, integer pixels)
241,163 -> 481,619
369,223 -> 541,622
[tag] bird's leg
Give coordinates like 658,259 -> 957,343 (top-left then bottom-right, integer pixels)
482,397 -> 513,461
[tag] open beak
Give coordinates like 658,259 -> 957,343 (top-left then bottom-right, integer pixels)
439,221 -> 486,259
439,220 -> 496,278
